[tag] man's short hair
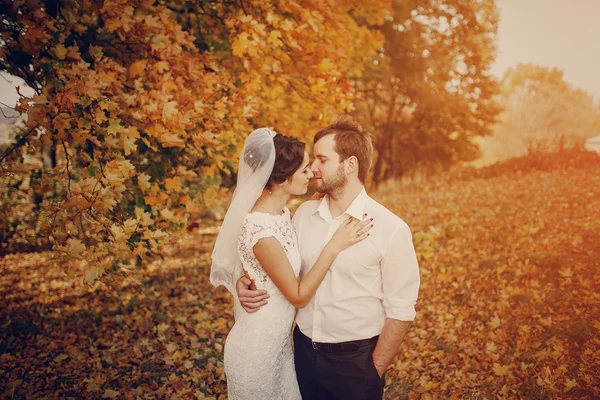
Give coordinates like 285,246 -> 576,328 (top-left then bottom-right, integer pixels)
313,115 -> 374,183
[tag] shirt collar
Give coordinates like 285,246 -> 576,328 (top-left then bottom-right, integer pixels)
313,187 -> 369,221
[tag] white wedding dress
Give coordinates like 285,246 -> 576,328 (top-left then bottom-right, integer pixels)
224,208 -> 302,400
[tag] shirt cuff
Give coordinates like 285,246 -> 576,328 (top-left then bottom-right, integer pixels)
384,305 -> 416,322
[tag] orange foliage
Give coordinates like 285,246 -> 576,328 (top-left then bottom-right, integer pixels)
0,0 -> 387,280
1,150 -> 599,398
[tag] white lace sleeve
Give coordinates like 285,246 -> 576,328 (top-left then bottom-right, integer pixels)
238,217 -> 278,289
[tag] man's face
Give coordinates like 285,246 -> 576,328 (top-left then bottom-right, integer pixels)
311,134 -> 347,194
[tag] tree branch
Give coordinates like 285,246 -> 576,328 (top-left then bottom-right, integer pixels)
0,125 -> 37,164
61,140 -> 72,193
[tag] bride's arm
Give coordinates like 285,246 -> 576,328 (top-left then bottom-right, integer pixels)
253,239 -> 337,308
253,217 -> 372,308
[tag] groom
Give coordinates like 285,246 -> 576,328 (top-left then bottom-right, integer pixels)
236,116 -> 420,399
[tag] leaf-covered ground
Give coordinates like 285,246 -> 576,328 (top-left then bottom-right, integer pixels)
2,151 -> 600,399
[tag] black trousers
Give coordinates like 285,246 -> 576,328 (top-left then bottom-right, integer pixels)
294,326 -> 385,400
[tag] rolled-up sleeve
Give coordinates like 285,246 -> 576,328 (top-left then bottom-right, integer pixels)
381,223 -> 420,321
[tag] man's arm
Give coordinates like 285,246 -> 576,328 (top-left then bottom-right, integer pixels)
236,276 -> 269,313
374,222 -> 420,377
372,319 -> 411,377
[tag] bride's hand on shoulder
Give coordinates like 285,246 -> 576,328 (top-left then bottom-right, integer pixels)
328,215 -> 373,253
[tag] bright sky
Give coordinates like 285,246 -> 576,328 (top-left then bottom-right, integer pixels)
1,1 -> 600,108
491,0 -> 600,100
0,73 -> 33,109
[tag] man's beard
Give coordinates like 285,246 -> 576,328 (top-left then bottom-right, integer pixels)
316,164 -> 347,195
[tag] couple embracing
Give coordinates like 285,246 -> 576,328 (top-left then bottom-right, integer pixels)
210,116 -> 420,400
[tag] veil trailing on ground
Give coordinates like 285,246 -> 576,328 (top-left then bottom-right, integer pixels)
210,128 -> 277,295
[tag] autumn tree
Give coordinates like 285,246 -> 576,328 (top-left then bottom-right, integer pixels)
0,0 -> 387,283
352,0 -> 501,184
480,63 -> 600,163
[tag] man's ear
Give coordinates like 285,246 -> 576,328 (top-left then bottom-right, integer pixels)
345,155 -> 359,175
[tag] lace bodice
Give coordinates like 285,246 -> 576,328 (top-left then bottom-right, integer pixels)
237,208 -> 301,290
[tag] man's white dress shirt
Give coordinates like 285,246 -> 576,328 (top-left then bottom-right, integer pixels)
292,188 -> 420,343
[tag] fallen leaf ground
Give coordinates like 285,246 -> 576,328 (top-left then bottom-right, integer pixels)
2,151 -> 600,399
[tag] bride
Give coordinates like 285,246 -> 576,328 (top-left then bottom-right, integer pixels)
210,128 -> 372,399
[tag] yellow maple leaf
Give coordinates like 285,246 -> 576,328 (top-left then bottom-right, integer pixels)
180,194 -> 191,205
94,110 -> 108,125
162,101 -> 178,120
161,133 -> 185,147
304,11 -> 319,32
564,379 -> 577,392
267,30 -> 282,47
138,173 -> 152,191
122,135 -> 137,156
135,207 -> 154,226
123,218 -> 137,233
559,266 -> 574,278
110,224 -> 128,242
155,61 -> 170,73
128,60 -> 146,78
203,187 -> 218,207
98,100 -> 118,111
280,19 -> 295,32
488,314 -> 501,329
232,32 -> 251,56
165,342 -> 177,355
158,78 -> 178,94
151,34 -> 168,52
310,78 -> 327,94
520,362 -> 532,371
58,238 -> 86,260
317,58 -> 336,74
84,267 -> 103,286
102,389 -> 119,399
32,94 -> 49,105
54,44 -> 67,60
105,160 -> 135,185
157,322 -> 170,335
66,45 -> 81,61
88,45 -> 103,60
143,229 -> 169,240
164,177 -> 181,191
161,208 -> 175,220
493,363 -> 510,377
127,126 -> 140,138
58,91 -> 80,111
213,100 -> 228,120
144,194 -> 157,206
156,192 -> 168,204
107,118 -> 125,135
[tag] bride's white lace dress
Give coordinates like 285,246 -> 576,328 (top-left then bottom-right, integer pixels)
224,208 -> 302,399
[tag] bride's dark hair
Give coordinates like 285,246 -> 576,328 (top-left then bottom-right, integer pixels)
266,134 -> 306,189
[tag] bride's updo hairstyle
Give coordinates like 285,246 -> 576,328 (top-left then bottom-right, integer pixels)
241,132 -> 305,189
266,134 -> 305,189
